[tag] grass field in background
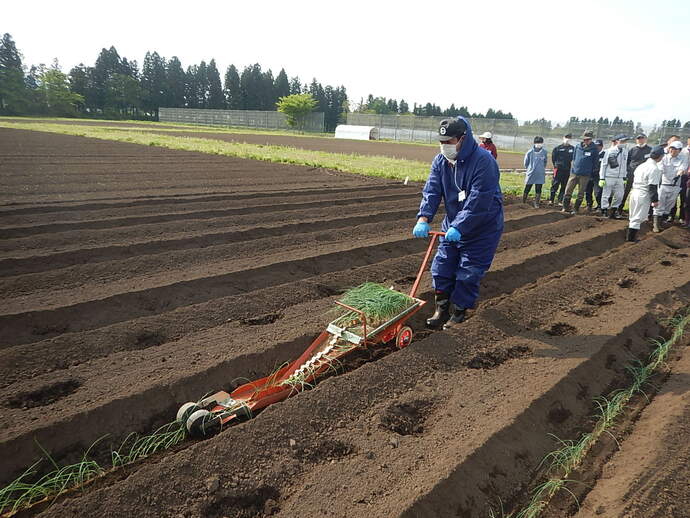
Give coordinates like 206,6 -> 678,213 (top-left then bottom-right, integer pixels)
0,120 -> 526,193
0,116 -> 526,155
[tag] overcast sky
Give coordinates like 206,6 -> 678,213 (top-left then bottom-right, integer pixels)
5,0 -> 690,126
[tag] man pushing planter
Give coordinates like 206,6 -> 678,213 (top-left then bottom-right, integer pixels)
412,117 -> 504,330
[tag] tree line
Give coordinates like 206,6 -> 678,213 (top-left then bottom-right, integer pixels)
355,94 -> 514,119
2,32 -> 690,133
0,33 -> 348,130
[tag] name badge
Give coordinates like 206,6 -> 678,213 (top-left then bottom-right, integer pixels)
458,190 -> 467,202
644,154 -> 650,159
585,152 -> 591,156
569,149 -> 573,153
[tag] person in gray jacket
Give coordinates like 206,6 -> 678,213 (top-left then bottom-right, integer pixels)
598,134 -> 630,219
523,136 -> 547,208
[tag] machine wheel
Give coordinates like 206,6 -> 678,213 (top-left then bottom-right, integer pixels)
176,402 -> 200,423
395,326 -> 413,348
186,409 -> 221,438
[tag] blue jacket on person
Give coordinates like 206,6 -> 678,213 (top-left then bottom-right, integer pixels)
416,116 -> 504,309
571,141 -> 599,177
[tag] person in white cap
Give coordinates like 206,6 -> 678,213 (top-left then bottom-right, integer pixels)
626,145 -> 664,242
598,134 -> 630,219
652,140 -> 686,231
479,131 -> 497,159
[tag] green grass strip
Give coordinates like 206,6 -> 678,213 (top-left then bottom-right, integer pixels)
492,306 -> 690,518
0,121 -> 526,193
0,421 -> 187,515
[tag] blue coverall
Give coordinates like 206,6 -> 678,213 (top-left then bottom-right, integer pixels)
416,117 -> 504,309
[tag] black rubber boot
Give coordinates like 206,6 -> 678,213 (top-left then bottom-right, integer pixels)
612,207 -> 623,220
561,198 -> 571,213
601,208 -> 608,217
426,291 -> 450,328
608,207 -> 616,219
443,306 -> 467,330
625,227 -> 638,242
522,191 -> 528,204
533,190 -> 542,209
586,204 -> 593,213
653,215 -> 662,233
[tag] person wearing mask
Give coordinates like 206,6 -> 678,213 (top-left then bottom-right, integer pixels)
665,136 -> 689,224
626,145 -> 664,242
523,136 -> 547,208
652,140 -> 686,231
479,131 -> 498,159
563,131 -> 598,214
621,133 -> 652,210
413,117 -> 504,330
682,137 -> 690,227
598,134 -> 630,219
550,133 -> 575,205
585,139 -> 605,212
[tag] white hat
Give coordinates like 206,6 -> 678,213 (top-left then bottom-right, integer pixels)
479,131 -> 492,139
669,141 -> 683,149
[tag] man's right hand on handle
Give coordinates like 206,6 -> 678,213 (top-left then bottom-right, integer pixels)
412,219 -> 430,238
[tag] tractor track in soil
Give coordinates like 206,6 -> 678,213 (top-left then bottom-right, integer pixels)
1,128 -> 688,518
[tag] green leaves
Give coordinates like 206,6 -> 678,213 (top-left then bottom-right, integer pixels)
336,282 -> 415,329
276,93 -> 318,131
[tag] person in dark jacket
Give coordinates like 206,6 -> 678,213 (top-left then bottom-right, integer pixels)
585,139 -> 604,211
413,117 -> 503,330
620,133 -> 652,210
550,133 -> 575,205
563,131 -> 598,213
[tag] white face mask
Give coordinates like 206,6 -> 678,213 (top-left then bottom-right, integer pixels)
440,143 -> 458,161
563,139 -> 570,145
534,143 -> 543,149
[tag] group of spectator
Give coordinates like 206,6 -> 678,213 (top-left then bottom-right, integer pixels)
521,131 -> 690,237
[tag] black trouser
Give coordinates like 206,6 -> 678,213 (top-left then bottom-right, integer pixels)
619,174 -> 634,210
524,184 -> 543,196
550,169 -> 570,202
584,176 -> 603,208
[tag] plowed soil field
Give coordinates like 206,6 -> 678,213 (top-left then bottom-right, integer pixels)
1,128 -> 689,518
2,118 -> 526,169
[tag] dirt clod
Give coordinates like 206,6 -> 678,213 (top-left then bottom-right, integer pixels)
467,345 -> 531,369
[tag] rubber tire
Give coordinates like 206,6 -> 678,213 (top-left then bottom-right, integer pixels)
176,402 -> 200,423
186,409 -> 221,438
395,326 -> 413,348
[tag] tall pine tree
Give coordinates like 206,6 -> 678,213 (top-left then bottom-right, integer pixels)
223,65 -> 241,109
0,33 -> 28,114
207,59 -> 224,109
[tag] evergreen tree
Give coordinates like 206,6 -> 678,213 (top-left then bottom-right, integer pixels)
140,51 -> 166,116
185,65 -> 200,108
207,59 -> 224,109
165,57 -> 186,108
274,68 -> 290,100
0,33 -> 28,114
68,64 -> 88,112
196,61 -> 209,108
288,75 -> 302,95
223,64 -> 241,109
399,99 -> 409,114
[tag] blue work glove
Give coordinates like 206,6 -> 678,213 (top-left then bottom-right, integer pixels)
412,220 -> 430,238
445,227 -> 461,242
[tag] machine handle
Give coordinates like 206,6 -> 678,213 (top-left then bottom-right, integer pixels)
409,231 -> 445,299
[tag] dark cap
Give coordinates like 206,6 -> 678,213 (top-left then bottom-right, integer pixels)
635,133 -> 647,139
650,145 -> 665,159
438,118 -> 467,142
564,133 -> 573,139
534,136 -> 544,144
594,139 -> 604,146
612,134 -> 630,141
581,131 -> 594,139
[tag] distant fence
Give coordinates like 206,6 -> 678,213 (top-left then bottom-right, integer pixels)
159,108 -> 326,133
346,113 -> 684,152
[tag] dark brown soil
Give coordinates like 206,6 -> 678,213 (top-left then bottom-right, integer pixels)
1,128 -> 689,518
